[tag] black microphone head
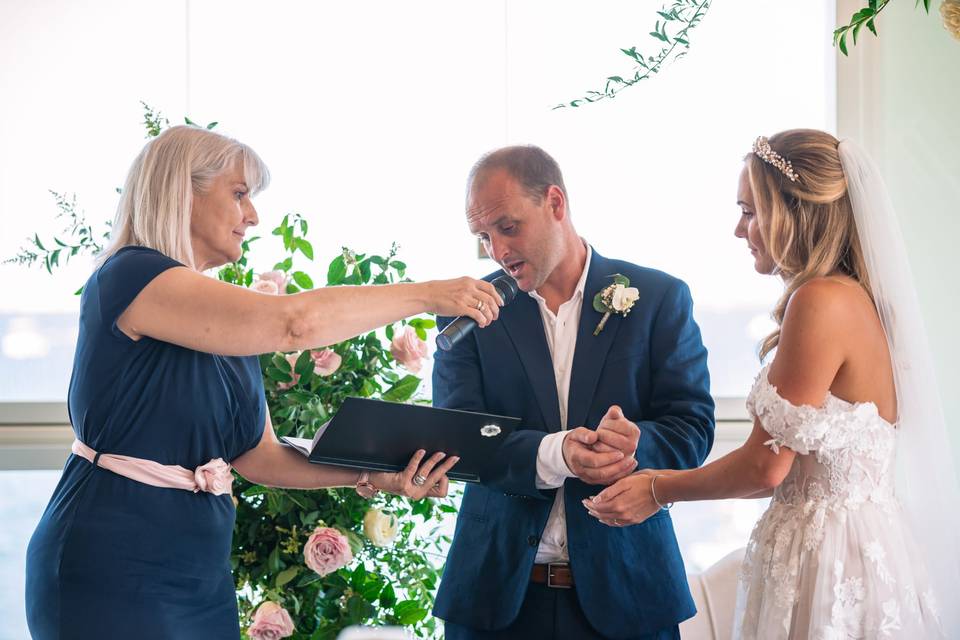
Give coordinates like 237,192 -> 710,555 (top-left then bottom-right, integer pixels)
492,274 -> 519,305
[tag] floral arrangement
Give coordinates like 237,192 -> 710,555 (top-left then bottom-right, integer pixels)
10,105 -> 457,640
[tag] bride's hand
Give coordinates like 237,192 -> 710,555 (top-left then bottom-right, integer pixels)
371,450 -> 460,500
581,471 -> 662,527
421,277 -> 503,327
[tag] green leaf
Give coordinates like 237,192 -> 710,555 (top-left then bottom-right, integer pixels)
351,564 -> 367,590
184,116 -> 196,125
266,366 -> 293,383
296,571 -> 321,587
267,546 -> 282,573
292,271 -> 314,289
275,566 -> 300,588
360,379 -> 376,397
611,273 -> 630,287
273,257 -> 294,272
393,600 -> 428,625
382,375 -> 421,402
327,256 -> 347,285
379,582 -> 397,607
593,292 -> 608,314
242,485 -> 268,498
294,350 -> 314,377
385,324 -> 395,341
839,31 -> 849,56
33,234 -> 45,251
358,259 -> 372,283
388,260 -> 406,271
346,595 -> 375,623
866,18 -> 877,36
206,121 -> 218,129
408,318 -> 437,330
295,238 -> 314,260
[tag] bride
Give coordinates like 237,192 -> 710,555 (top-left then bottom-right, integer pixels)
581,129 -> 959,638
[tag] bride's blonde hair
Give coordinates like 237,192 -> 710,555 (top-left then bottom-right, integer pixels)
746,129 -> 871,360
99,125 -> 270,269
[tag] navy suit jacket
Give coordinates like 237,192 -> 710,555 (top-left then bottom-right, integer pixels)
431,250 -> 715,638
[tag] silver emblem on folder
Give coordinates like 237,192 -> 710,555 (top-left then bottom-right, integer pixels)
480,424 -> 501,437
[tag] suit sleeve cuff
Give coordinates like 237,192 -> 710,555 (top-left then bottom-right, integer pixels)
535,430 -> 574,489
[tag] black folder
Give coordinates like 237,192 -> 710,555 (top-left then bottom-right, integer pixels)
281,397 -> 522,483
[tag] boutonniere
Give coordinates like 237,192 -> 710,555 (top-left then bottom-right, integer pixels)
592,274 -> 639,336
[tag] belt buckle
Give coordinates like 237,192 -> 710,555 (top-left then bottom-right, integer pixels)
546,562 -> 571,589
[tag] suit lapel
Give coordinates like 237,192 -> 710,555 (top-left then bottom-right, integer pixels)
568,251 -> 623,430
499,291 -> 562,431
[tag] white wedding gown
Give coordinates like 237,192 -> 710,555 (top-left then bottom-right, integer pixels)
733,364 -> 944,639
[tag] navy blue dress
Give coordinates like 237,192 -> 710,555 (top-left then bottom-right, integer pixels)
26,247 -> 266,639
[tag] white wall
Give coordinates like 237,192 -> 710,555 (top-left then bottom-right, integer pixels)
837,0 -> 960,463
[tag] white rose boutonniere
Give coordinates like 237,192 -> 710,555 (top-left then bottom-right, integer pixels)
593,274 -> 639,336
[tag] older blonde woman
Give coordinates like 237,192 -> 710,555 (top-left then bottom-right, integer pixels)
25,125 -> 502,639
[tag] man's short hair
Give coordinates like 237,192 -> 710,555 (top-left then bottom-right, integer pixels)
468,145 -> 568,204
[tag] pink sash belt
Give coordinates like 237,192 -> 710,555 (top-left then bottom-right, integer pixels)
71,439 -> 234,496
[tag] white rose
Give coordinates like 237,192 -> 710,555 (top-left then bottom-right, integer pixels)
611,285 -> 639,312
363,509 -> 398,547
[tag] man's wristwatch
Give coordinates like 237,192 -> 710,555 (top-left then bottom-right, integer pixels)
355,471 -> 379,499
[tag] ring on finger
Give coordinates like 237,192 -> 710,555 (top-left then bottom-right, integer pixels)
413,475 -> 427,487
613,518 -> 620,526
475,300 -> 484,311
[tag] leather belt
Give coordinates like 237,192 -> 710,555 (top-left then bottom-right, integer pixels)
531,562 -> 574,589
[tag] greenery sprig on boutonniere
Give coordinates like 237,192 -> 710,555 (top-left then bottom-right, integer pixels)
593,274 -> 640,335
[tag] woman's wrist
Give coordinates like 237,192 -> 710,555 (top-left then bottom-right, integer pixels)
408,281 -> 431,312
654,472 -> 682,505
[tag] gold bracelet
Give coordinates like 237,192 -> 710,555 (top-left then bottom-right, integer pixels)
650,474 -> 674,510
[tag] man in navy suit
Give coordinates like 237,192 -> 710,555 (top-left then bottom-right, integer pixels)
432,145 -> 715,639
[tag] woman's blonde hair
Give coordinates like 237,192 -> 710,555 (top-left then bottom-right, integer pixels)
99,125 -> 270,269
747,129 -> 871,360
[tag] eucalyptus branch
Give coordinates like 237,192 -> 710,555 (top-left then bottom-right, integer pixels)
554,0 -> 711,109
141,100 -> 169,138
4,190 -> 110,273
834,0 -> 932,55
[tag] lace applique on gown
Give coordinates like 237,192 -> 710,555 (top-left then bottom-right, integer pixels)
733,364 -> 943,640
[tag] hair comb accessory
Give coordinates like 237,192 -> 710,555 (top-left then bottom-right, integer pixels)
753,136 -> 800,183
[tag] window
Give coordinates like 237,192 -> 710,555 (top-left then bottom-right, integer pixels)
0,0 -> 834,628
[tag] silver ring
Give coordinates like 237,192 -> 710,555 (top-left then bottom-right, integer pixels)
475,300 -> 484,311
413,475 -> 427,487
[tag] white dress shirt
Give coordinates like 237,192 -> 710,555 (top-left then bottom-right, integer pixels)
531,244 -> 592,564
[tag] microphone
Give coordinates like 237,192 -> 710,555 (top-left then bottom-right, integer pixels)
436,274 -> 519,351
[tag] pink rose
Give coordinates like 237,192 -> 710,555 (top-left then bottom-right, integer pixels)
310,349 -> 342,376
251,279 -> 280,295
390,326 -> 429,374
193,458 -> 233,496
258,270 -> 289,292
248,601 -> 295,640
304,527 -> 353,577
